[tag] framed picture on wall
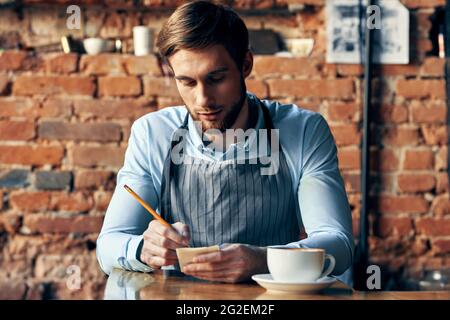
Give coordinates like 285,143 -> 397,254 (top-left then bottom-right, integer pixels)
326,0 -> 409,64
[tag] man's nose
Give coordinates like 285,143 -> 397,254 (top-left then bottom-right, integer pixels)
195,84 -> 214,109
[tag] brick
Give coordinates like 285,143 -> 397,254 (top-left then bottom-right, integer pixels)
0,170 -> 30,188
431,194 -> 450,216
437,172 -> 449,193
73,99 -> 155,120
0,145 -> 64,166
399,0 -> 446,8
378,195 -> 429,214
40,99 -> 72,118
436,146 -> 447,171
276,0 -> 325,5
246,79 -> 268,98
268,79 -> 355,99
382,127 -> 420,146
336,64 -> 364,76
329,124 -> 360,146
13,76 -> 95,96
23,214 -> 103,234
0,98 -> 37,118
235,0 -> 275,9
0,73 -> 8,94
421,125 -> 447,145
74,170 -> 115,190
0,121 -> 35,141
416,217 -> 450,236
35,171 -> 72,190
50,192 -> 94,212
397,174 -> 436,193
34,253 -> 104,281
4,234 -> 97,259
0,280 -> 26,300
0,51 -> 27,71
403,149 -> 434,170
0,212 -> 22,234
378,64 -> 419,77
337,148 -> 360,170
94,191 -> 113,211
43,280 -> 106,300
421,57 -> 445,77
80,54 -> 126,75
123,55 -> 161,76
81,53 -> 161,76
411,100 -> 446,124
376,216 -> 414,238
44,53 -> 78,74
9,191 -> 51,212
396,79 -> 445,99
98,76 -> 141,97
38,121 -> 122,142
327,102 -> 359,122
252,56 -> 318,77
10,191 -> 93,213
377,105 -> 408,124
69,146 -> 126,168
143,77 -> 180,98
99,11 -> 139,38
342,173 -> 360,193
432,239 -> 450,254
156,96 -> 186,109
24,281 -> 45,300
370,149 -> 399,172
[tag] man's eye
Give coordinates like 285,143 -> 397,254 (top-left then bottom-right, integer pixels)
209,76 -> 224,83
181,80 -> 196,87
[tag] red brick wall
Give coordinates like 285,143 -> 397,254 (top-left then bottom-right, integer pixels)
0,0 -> 448,298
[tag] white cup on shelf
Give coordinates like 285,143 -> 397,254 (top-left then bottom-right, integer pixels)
133,26 -> 152,56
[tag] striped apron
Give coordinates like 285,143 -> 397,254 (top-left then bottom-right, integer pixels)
159,98 -> 300,247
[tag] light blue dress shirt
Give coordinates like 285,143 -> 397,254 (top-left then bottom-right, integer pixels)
96,92 -> 354,281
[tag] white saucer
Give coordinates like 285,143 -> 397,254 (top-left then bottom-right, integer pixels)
251,274 -> 337,293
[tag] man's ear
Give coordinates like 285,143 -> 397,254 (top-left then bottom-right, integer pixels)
242,50 -> 253,78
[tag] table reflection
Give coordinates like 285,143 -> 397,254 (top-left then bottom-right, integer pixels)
104,268 -> 354,300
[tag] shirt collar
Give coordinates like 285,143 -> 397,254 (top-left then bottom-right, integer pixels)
187,92 -> 264,153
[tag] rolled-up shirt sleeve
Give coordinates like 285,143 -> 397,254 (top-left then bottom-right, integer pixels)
284,114 -> 354,276
97,120 -> 157,275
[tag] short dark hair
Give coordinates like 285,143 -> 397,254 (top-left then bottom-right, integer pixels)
156,1 -> 249,70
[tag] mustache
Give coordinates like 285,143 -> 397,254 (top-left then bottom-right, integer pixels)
196,107 -> 223,114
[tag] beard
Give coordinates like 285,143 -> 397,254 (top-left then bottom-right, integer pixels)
187,76 -> 247,133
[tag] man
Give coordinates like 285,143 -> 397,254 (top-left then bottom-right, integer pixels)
97,0 -> 354,284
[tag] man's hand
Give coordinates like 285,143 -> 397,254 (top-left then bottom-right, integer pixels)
181,243 -> 268,283
140,220 -> 190,269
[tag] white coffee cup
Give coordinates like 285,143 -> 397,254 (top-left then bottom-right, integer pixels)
267,247 -> 335,283
83,37 -> 109,55
133,26 -> 152,56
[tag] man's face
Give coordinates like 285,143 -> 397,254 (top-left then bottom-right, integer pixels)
168,45 -> 251,132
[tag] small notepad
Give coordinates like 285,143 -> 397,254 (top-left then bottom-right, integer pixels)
176,245 -> 220,270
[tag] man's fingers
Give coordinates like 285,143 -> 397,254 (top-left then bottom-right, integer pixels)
192,249 -> 232,263
146,231 -> 187,250
150,220 -> 190,246
144,255 -> 178,268
143,242 -> 178,260
173,222 -> 190,240
183,260 -> 244,273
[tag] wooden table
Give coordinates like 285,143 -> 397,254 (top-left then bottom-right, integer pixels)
104,268 -> 450,300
